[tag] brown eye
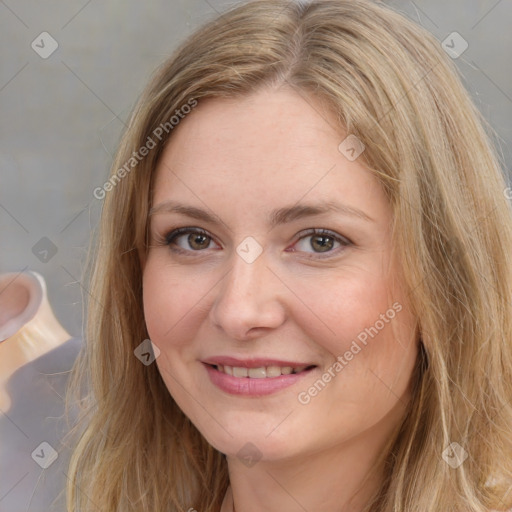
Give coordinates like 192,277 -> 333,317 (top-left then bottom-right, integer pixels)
310,234 -> 335,252
165,227 -> 216,252
291,228 -> 352,257
187,232 -> 211,250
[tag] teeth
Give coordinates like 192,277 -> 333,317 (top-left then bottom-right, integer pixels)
232,367 -> 248,377
266,366 -> 282,377
248,367 -> 267,379
216,364 -> 311,378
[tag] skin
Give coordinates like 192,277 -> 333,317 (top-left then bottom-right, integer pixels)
142,86 -> 419,512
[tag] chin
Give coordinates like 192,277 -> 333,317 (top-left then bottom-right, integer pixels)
196,419 -> 302,462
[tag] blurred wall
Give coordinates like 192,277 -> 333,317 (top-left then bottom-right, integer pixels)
1,0 -> 511,338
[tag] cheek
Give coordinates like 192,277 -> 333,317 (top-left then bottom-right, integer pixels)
291,269 -> 395,357
291,269 -> 417,404
142,260 -> 203,348
142,262 -> 204,404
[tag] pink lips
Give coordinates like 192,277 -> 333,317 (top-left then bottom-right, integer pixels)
202,356 -> 316,396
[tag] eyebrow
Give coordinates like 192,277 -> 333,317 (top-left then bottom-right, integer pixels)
149,199 -> 374,227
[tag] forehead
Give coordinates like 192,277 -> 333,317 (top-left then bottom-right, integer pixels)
151,87 -> 388,223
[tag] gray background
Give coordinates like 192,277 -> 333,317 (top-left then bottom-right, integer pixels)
1,0 -> 511,339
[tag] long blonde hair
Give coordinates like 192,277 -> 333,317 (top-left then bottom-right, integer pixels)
65,1 -> 512,510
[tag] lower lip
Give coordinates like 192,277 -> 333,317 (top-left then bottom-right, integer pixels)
203,363 -> 315,396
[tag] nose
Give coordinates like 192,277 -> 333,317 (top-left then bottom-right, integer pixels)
208,246 -> 287,341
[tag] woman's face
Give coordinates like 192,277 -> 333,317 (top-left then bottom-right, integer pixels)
142,87 -> 419,462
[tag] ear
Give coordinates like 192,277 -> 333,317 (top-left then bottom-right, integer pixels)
0,272 -> 43,342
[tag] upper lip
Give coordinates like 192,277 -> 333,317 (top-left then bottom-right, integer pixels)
202,356 -> 316,368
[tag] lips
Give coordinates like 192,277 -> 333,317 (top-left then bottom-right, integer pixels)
202,356 -> 317,396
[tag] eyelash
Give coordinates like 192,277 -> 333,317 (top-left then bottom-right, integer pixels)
156,226 -> 353,259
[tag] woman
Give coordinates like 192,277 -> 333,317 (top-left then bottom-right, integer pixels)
66,0 -> 512,510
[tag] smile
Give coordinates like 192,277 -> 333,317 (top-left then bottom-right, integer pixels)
213,364 -> 313,378
203,362 -> 317,396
